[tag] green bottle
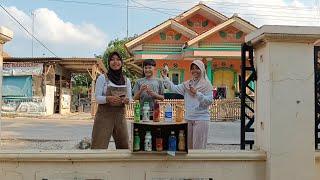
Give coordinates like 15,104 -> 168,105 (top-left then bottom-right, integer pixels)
134,100 -> 141,122
133,128 -> 140,151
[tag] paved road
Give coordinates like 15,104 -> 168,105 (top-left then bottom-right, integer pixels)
1,114 -> 92,141
0,113 -> 254,149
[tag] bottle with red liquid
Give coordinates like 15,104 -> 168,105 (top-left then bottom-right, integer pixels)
153,101 -> 160,122
155,128 -> 163,151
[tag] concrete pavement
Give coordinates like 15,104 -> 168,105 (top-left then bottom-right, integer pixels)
0,113 -> 254,150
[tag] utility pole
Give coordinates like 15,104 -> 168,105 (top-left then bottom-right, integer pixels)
126,0 -> 129,38
314,0 -> 320,24
318,0 -> 320,24
31,11 -> 35,57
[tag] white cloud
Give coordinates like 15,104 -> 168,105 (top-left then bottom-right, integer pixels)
210,0 -> 320,27
0,1 -> 319,56
139,0 -> 320,27
0,6 -> 107,57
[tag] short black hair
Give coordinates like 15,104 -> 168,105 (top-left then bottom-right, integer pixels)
143,59 -> 156,67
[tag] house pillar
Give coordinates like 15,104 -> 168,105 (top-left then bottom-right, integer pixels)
206,58 -> 212,83
246,25 -> 320,180
0,27 -> 13,141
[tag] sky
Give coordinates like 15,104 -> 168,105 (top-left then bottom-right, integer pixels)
0,0 -> 318,58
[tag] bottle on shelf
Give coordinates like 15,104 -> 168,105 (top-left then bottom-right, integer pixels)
144,131 -> 152,151
175,105 -> 184,122
142,102 -> 150,122
134,100 -> 141,122
164,104 -> 173,122
153,102 -> 160,122
178,130 -> 186,151
155,128 -> 163,151
168,131 -> 177,152
133,128 -> 140,151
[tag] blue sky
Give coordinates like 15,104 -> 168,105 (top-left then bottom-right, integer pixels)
0,0 -> 317,57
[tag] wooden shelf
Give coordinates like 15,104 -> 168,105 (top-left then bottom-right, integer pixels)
131,151 -> 187,154
132,121 -> 187,125
131,121 -> 188,154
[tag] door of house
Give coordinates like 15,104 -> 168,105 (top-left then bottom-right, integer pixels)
213,69 -> 235,98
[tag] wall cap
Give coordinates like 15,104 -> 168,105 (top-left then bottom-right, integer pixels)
0,150 -> 267,162
245,25 -> 320,46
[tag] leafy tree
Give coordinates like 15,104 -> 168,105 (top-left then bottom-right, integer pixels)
72,36 -> 139,96
72,73 -> 91,87
102,36 -> 140,84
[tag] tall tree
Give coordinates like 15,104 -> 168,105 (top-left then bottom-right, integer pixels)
102,36 -> 139,83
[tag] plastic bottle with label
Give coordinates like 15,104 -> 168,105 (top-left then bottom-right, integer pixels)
134,100 -> 141,122
142,102 -> 150,121
155,128 -> 163,151
164,104 -> 173,122
133,128 -> 140,151
144,131 -> 152,151
153,102 -> 160,122
178,130 -> 186,151
168,131 -> 177,152
175,105 -> 184,122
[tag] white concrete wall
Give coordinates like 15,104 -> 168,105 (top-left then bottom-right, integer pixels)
270,42 -> 314,179
0,150 -> 266,180
316,155 -> 320,178
254,42 -> 315,180
254,43 -> 271,151
246,25 -> 320,180
45,85 -> 55,115
60,88 -> 71,114
1,151 -> 320,180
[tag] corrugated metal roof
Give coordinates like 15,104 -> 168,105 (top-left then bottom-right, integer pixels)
3,57 -> 107,73
4,57 -> 101,61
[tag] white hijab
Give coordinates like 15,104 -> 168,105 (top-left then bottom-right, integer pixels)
183,60 -> 213,94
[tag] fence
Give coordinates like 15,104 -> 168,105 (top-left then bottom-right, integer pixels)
125,98 -> 254,121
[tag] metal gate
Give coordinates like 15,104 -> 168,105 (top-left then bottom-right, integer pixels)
240,43 -> 256,150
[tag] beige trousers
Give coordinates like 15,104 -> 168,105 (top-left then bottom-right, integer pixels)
187,120 -> 209,149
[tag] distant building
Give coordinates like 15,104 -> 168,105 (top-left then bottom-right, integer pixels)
125,3 -> 257,99
2,57 -> 106,116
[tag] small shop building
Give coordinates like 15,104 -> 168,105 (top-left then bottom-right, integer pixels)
2,57 -> 106,116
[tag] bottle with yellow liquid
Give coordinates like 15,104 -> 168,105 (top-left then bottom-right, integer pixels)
175,105 -> 184,122
178,130 -> 186,151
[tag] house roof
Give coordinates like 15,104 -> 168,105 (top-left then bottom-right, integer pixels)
174,3 -> 228,24
187,15 -> 257,46
125,19 -> 198,51
4,57 -> 107,74
0,26 -> 13,43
